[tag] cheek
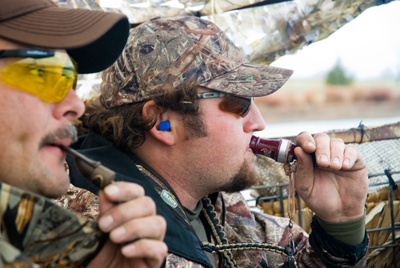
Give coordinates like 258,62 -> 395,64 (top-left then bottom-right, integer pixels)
206,122 -> 245,152
201,102 -> 246,156
0,89 -> 51,151
205,135 -> 244,166
14,111 -> 48,148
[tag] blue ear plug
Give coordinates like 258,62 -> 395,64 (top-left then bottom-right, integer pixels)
159,121 -> 171,131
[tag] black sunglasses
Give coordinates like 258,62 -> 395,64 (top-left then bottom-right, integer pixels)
197,92 -> 254,118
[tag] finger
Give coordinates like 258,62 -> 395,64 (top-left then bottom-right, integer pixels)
98,191 -> 118,231
329,138 -> 345,170
98,190 -> 114,216
294,146 -> 315,200
103,181 -> 145,203
98,182 -> 146,228
295,131 -> 316,154
109,215 -> 167,244
313,133 -> 330,167
121,240 -> 168,267
343,144 -> 364,170
99,196 -> 157,232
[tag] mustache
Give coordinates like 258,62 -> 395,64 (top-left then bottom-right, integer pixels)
39,124 -> 78,149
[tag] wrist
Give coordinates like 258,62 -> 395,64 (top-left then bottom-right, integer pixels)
318,209 -> 365,223
309,214 -> 368,266
317,209 -> 366,245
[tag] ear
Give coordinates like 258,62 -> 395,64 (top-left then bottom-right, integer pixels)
142,100 -> 175,146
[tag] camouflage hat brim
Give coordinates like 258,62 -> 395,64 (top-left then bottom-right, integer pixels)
199,63 -> 293,97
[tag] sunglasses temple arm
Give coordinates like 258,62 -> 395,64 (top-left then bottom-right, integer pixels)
60,145 -> 116,190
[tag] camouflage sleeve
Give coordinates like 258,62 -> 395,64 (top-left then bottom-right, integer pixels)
308,215 -> 368,268
253,211 -> 368,267
0,182 -> 107,268
0,240 -> 40,268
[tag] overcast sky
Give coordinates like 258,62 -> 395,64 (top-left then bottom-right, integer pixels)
270,1 -> 400,80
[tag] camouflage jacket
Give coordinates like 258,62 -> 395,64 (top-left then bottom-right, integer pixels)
65,133 -> 368,268
0,182 -> 106,268
191,192 -> 367,268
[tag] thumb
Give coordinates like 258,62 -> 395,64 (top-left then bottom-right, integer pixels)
294,147 -> 315,200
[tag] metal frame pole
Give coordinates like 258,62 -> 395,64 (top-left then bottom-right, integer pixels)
385,169 -> 397,268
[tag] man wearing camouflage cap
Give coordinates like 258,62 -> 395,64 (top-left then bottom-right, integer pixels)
0,0 -> 167,267
70,16 -> 368,267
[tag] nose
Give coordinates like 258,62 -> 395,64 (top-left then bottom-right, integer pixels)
52,88 -> 85,122
243,102 -> 266,133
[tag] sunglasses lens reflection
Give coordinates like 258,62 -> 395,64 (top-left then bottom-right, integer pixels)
219,96 -> 251,117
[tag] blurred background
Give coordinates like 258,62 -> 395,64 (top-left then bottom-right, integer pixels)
256,1 -> 400,138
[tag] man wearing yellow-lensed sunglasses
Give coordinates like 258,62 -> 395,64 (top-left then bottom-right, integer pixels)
0,0 -> 167,267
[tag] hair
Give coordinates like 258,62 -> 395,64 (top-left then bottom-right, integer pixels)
76,80 -> 207,153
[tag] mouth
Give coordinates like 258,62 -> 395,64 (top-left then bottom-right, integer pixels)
41,138 -> 72,154
246,142 -> 254,154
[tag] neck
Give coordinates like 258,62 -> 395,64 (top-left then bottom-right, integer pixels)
132,142 -> 205,211
165,179 -> 201,210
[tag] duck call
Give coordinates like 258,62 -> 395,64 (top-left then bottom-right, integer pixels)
250,135 -> 317,166
60,145 -> 116,189
250,136 -> 296,164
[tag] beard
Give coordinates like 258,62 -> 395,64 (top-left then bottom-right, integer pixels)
218,158 -> 261,193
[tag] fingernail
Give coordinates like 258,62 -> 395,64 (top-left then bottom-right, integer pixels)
319,155 -> 328,164
306,142 -> 315,148
99,215 -> 113,231
105,185 -> 119,197
112,227 -> 126,239
343,159 -> 350,167
332,157 -> 340,165
122,244 -> 136,256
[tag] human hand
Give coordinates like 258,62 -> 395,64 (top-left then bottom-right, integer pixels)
294,132 -> 368,223
87,182 -> 167,268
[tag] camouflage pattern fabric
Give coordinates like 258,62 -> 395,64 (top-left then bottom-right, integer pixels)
52,162 -> 100,221
52,183 -> 100,221
163,192 -> 367,268
0,182 -> 105,267
59,185 -> 367,267
100,16 -> 293,108
215,192 -> 366,268
165,254 -> 205,268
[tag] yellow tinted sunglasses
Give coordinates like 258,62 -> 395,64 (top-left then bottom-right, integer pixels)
0,50 -> 78,103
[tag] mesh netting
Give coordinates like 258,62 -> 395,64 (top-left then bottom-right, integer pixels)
353,139 -> 400,193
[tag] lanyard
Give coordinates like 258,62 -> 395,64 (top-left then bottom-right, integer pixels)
127,153 -> 201,241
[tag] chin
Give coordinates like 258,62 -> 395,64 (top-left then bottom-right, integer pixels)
220,161 -> 260,193
41,184 -> 69,199
40,170 -> 70,198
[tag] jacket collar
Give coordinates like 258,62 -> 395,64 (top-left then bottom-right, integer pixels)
67,132 -> 213,268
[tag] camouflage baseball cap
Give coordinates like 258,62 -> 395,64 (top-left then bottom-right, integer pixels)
101,16 -> 293,108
